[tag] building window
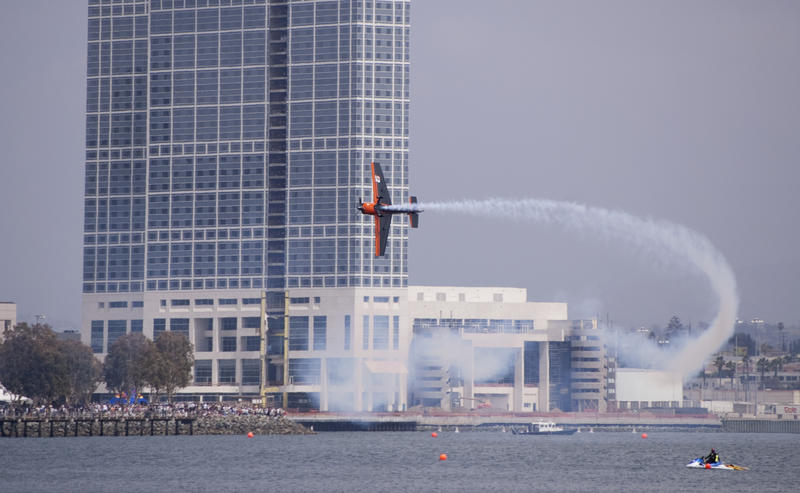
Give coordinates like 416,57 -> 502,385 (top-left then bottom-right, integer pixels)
362,315 -> 369,350
218,359 -> 236,383
313,296 -> 320,304
393,316 -> 400,350
290,297 -> 310,304
373,316 -> 389,350
221,317 -> 237,330
458,293 -> 465,302
131,319 -> 143,333
493,293 -> 503,302
243,336 -> 260,352
153,318 -> 166,339
160,300 -> 167,307
170,318 -> 189,335
132,301 -> 144,308
241,359 -> 261,385
393,296 -> 399,303
219,298 -> 237,305
199,336 -> 213,352
242,298 -> 261,305
416,292 -> 423,301
171,299 -> 190,306
363,296 -> 369,302
195,298 -> 214,306
195,360 -> 212,384
313,316 -> 326,350
91,320 -> 104,353
436,293 -> 445,302
289,316 -> 309,351
109,301 -> 128,308
107,320 -> 126,352
288,358 -> 320,385
344,315 -> 351,350
221,336 -> 237,352
373,296 -> 389,303
242,317 -> 261,329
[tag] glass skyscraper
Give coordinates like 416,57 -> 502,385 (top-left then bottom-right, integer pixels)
83,0 -> 410,303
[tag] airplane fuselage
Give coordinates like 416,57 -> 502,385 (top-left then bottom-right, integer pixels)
356,162 -> 422,256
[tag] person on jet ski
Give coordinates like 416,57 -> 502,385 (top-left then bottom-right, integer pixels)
703,448 -> 720,464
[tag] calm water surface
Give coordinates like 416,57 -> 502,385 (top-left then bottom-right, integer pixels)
1,431 -> 797,492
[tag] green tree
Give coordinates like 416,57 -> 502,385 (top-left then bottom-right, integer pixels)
756,357 -> 769,389
104,333 -> 155,396
0,323 -> 67,405
714,355 -> 725,386
149,332 -> 194,403
728,332 -> 756,357
770,358 -> 780,378
665,315 -> 684,341
60,339 -> 103,405
724,360 -> 736,387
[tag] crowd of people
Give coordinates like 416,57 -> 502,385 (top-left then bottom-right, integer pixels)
0,401 -> 287,419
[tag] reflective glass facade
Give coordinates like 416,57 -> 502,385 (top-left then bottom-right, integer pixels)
83,0 -> 410,299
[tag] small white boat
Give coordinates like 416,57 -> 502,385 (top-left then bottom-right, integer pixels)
512,420 -> 576,436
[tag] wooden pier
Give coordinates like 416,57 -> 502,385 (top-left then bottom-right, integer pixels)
722,418 -> 800,434
0,417 -> 195,438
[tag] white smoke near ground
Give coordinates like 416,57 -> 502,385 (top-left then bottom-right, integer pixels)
414,198 -> 738,379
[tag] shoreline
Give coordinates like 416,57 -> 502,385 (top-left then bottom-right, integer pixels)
0,415 -> 313,438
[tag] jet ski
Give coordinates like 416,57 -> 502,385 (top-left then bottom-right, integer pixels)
686,458 -> 747,471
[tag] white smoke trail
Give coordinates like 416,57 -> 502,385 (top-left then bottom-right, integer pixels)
415,198 -> 738,379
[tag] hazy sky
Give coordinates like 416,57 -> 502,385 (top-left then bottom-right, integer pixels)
1,1 -> 798,330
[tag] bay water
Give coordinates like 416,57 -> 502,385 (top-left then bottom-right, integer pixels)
1,430 -> 797,492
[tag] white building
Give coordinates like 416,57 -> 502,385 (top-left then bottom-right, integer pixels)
82,285 -> 608,412
0,301 -> 16,338
408,286 -> 570,413
615,368 -> 683,409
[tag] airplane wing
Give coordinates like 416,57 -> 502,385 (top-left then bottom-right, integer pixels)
371,162 -> 392,205
375,213 -> 392,256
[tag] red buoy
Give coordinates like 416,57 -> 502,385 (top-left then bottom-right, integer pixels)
439,453 -> 447,461
431,432 -> 438,438
705,463 -> 711,469
247,432 -> 254,438
641,433 -> 648,439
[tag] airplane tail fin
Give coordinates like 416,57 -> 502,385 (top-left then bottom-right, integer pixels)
409,196 -> 419,228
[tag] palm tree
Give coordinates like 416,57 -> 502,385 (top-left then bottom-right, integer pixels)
742,353 -> 752,399
714,355 -> 725,387
757,357 -> 769,390
725,361 -> 736,388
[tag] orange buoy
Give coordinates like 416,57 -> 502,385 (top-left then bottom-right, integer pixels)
705,463 -> 711,469
439,453 -> 447,461
641,433 -> 648,439
431,432 -> 438,438
247,432 -> 254,438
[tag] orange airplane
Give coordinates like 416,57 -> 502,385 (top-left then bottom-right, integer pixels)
357,162 -> 422,256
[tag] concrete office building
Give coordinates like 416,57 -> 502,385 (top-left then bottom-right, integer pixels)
82,0 -> 411,392
0,302 -> 17,339
83,285 -> 598,412
408,287 -> 606,413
